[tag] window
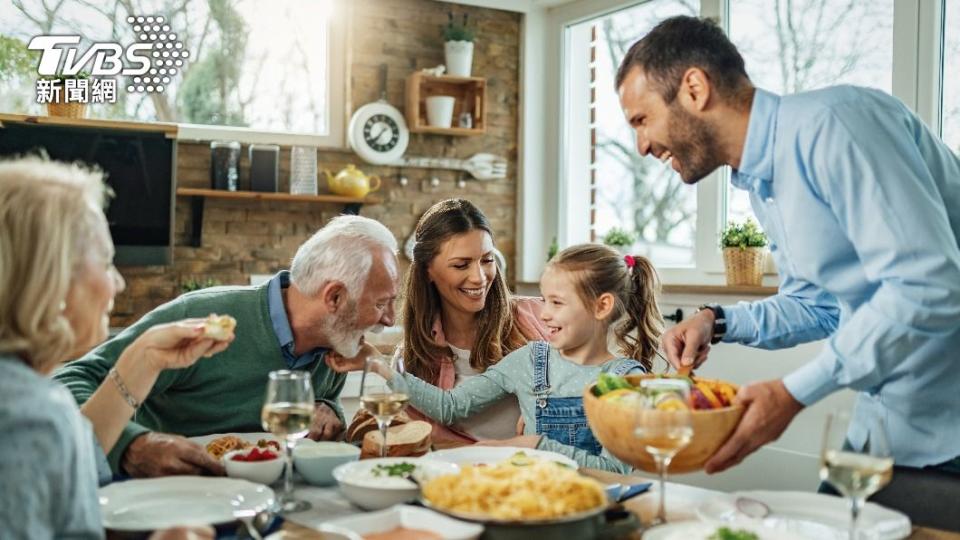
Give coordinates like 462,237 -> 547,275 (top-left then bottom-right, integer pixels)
726,0 -> 895,226
943,1 -> 960,157
565,0 -> 699,267
0,0 -> 345,146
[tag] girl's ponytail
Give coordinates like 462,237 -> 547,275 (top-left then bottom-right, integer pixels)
615,254 -> 663,371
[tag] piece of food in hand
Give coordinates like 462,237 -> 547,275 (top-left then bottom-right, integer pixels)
206,435 -> 251,459
360,420 -> 432,459
201,313 -> 236,340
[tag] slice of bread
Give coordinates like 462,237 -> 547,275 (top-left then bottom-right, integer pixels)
346,409 -> 412,444
360,420 -> 432,459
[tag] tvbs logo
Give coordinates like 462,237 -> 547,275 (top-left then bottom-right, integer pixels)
28,35 -> 152,77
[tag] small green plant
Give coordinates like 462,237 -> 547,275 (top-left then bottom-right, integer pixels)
180,277 -> 222,294
443,11 -> 474,42
720,219 -> 767,249
40,70 -> 90,82
602,227 -> 636,247
546,236 -> 559,261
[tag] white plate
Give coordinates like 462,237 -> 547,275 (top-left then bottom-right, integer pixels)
643,520 -> 812,540
426,446 -> 578,469
327,504 -> 483,540
99,476 -> 274,530
697,490 -> 912,540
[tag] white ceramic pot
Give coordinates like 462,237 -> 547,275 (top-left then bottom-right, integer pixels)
444,40 -> 474,77
425,95 -> 456,128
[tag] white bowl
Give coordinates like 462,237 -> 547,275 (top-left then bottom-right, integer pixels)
327,504 -> 483,540
294,442 -> 360,486
332,457 -> 459,511
224,448 -> 285,485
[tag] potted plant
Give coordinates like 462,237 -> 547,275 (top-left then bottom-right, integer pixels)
720,219 -> 768,286
443,11 -> 474,77
42,71 -> 90,119
602,227 -> 636,255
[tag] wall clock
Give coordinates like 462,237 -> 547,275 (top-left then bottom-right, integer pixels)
348,65 -> 409,165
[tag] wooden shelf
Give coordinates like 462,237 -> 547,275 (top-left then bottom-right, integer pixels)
662,284 -> 778,296
405,72 -> 486,136
175,188 -> 381,247
0,113 -> 178,138
176,188 -> 381,205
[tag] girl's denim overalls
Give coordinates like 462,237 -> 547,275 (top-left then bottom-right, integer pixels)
531,341 -> 644,455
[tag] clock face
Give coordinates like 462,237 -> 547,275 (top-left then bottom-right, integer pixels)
363,114 -> 400,152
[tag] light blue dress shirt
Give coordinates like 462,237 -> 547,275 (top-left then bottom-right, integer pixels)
724,86 -> 960,467
267,270 -> 329,370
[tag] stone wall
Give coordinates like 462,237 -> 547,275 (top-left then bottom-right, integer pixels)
112,0 -> 521,326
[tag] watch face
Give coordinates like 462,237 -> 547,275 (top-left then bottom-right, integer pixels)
362,114 -> 400,152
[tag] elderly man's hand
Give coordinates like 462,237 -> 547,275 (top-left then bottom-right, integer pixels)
122,432 -> 225,477
704,379 -> 804,474
307,402 -> 344,441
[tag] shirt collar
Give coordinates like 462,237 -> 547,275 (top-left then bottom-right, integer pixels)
267,270 -> 295,351
731,88 -> 780,197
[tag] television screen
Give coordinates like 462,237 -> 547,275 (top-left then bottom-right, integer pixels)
0,122 -> 175,265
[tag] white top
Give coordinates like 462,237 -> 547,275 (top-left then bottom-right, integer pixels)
448,344 -> 521,441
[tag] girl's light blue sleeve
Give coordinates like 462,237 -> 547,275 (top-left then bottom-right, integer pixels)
401,344 -> 529,425
536,436 -> 634,474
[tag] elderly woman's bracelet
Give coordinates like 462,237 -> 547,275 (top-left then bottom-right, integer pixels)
108,366 -> 141,409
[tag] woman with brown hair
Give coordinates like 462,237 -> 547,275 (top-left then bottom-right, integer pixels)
399,198 -> 548,445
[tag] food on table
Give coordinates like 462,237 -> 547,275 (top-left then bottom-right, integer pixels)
256,438 -> 280,451
346,408 -> 413,444
707,527 -> 759,540
201,313 -> 236,340
593,373 -> 738,410
371,461 -> 416,478
364,528 -> 442,540
205,435 -> 251,459
230,447 -> 279,462
422,457 -> 606,520
360,420 -> 432,459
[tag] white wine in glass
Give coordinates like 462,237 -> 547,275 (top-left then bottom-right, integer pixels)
820,412 -> 893,540
360,355 -> 409,457
634,379 -> 693,527
261,370 -> 315,513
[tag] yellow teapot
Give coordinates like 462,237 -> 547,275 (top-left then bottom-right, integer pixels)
323,164 -> 381,198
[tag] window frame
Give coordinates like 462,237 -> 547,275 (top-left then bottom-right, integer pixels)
518,0 -> 946,286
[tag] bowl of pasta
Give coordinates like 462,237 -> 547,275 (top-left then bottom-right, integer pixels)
583,374 -> 744,474
420,456 -> 639,539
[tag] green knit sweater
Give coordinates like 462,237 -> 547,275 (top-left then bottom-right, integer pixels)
53,282 -> 346,473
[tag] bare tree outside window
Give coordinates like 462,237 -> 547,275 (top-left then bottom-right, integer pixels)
0,0 -> 332,135
727,0 -> 894,225
593,0 -> 699,267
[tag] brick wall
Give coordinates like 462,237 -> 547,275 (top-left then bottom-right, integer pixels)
111,0 -> 521,326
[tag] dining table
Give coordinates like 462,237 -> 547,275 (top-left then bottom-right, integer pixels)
274,467 -> 960,539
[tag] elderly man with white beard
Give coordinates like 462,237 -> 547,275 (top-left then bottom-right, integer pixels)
55,215 -> 400,478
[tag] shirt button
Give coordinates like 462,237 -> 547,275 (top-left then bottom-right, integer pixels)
769,242 -> 777,252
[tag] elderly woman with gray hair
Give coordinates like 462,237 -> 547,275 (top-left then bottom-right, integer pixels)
0,157 -> 229,539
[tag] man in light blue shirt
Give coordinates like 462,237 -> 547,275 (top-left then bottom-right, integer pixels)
616,15 -> 960,476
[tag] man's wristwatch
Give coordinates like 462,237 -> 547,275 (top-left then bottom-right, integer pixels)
698,304 -> 726,344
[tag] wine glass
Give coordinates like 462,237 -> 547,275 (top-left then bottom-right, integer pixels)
261,370 -> 315,513
359,355 -> 409,458
633,379 -> 694,527
820,411 -> 893,540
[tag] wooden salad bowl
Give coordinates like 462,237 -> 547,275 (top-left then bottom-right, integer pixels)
583,374 -> 744,474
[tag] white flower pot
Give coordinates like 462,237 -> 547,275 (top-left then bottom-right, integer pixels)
444,40 -> 474,77
425,96 -> 456,128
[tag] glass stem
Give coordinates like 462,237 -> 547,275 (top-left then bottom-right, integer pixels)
656,455 -> 671,524
283,437 -> 295,502
377,418 -> 389,458
849,496 -> 864,540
